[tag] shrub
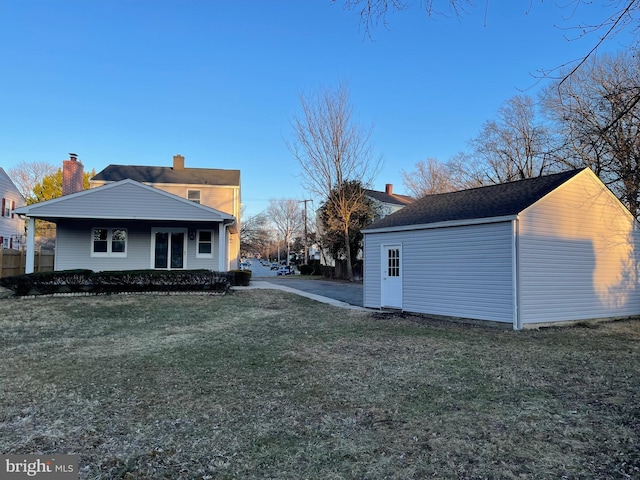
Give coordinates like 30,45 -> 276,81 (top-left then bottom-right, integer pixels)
229,269 -> 251,286
0,269 -> 231,296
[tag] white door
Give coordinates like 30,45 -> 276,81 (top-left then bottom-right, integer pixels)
381,244 -> 402,308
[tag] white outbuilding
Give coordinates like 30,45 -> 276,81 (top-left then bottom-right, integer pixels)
362,168 -> 640,329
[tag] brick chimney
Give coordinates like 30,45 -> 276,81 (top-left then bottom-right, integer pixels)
385,183 -> 393,195
173,154 -> 185,171
62,153 -> 84,196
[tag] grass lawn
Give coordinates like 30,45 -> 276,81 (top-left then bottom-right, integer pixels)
1,290 -> 639,479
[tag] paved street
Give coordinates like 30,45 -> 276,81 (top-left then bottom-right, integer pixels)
247,261 -> 364,307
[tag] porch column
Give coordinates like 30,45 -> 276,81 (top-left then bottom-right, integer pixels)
218,223 -> 227,271
25,217 -> 35,274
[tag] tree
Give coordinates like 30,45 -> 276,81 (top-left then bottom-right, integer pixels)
30,168 -> 94,204
401,157 -> 460,198
8,161 -> 57,200
287,81 -> 381,280
336,0 -> 640,54
266,198 -> 304,265
240,210 -> 271,258
462,95 -> 556,185
318,180 -> 378,272
543,51 -> 640,217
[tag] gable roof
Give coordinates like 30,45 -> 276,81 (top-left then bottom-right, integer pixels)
13,179 -> 236,223
91,164 -> 240,186
365,189 -> 414,206
363,168 -> 585,232
0,167 -> 26,203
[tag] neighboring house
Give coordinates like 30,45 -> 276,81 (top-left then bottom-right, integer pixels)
14,154 -> 239,273
362,168 -> 640,329
318,183 -> 415,269
365,184 -> 415,221
0,167 -> 26,249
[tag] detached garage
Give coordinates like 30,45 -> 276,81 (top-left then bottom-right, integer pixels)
362,168 -> 640,329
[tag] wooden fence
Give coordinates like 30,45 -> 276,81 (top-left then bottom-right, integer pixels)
0,249 -> 55,278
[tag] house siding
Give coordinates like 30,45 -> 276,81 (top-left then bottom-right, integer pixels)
153,184 -> 238,216
518,169 -> 640,324
364,222 -> 514,323
55,220 -> 223,272
0,168 -> 25,245
31,182 -> 230,222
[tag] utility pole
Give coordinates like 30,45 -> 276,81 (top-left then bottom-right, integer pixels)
299,199 -> 313,264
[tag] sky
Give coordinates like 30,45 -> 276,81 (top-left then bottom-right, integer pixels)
1,1 -> 636,217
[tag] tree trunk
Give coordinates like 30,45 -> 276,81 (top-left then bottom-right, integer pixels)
343,226 -> 353,281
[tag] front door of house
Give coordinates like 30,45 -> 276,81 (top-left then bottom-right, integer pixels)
152,229 -> 186,269
381,244 -> 402,308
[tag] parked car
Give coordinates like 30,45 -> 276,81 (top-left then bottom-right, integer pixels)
270,263 -> 279,270
277,265 -> 294,276
239,262 -> 250,271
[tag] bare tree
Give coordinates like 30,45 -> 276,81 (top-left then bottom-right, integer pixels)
543,51 -> 640,217
8,161 -> 57,201
462,95 -> 556,185
286,81 -> 381,280
401,157 -> 460,198
266,199 -> 304,266
240,209 -> 271,258
336,0 -> 640,48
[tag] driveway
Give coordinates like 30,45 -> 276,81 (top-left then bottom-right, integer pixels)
254,275 -> 364,307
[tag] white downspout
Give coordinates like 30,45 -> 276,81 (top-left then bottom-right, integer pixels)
25,217 -> 35,274
512,217 -> 522,330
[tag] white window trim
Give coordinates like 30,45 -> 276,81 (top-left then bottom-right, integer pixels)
196,229 -> 214,258
187,189 -> 201,204
91,227 -> 128,258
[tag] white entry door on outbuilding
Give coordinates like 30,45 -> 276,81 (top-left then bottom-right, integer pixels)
381,244 -> 402,308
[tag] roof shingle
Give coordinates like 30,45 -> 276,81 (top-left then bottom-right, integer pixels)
364,169 -> 585,230
91,164 -> 240,186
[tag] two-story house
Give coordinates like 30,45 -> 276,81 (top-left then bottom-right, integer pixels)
0,167 -> 26,249
14,154 -> 240,274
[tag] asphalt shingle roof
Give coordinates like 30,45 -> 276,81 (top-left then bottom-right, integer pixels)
91,164 -> 240,186
364,189 -> 415,206
364,168 -> 585,231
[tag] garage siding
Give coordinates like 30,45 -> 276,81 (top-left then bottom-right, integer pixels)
364,222 -> 514,323
518,171 -> 640,324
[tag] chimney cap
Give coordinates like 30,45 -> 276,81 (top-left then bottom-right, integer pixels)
69,153 -> 78,161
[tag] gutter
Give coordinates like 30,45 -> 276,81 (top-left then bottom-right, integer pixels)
362,214 -> 517,235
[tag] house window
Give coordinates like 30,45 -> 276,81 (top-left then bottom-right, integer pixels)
92,228 -> 127,257
187,190 -> 201,204
1,198 -> 13,218
196,230 -> 213,257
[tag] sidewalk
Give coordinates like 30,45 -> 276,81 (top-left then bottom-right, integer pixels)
234,280 -> 369,311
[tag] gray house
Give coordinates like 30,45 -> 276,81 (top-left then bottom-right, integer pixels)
362,168 -> 640,329
14,178 -> 236,274
0,167 -> 25,249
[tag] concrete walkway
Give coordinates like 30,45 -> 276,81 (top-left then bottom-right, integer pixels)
234,279 -> 369,311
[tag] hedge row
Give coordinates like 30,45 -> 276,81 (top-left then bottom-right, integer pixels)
0,269 -> 249,296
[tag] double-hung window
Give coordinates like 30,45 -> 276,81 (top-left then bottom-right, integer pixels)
1,198 -> 14,218
92,228 -> 127,257
196,230 -> 213,258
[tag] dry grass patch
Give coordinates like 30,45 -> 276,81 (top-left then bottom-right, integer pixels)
1,290 -> 639,479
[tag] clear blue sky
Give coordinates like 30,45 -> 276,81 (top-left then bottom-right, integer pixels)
1,1 -> 634,216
